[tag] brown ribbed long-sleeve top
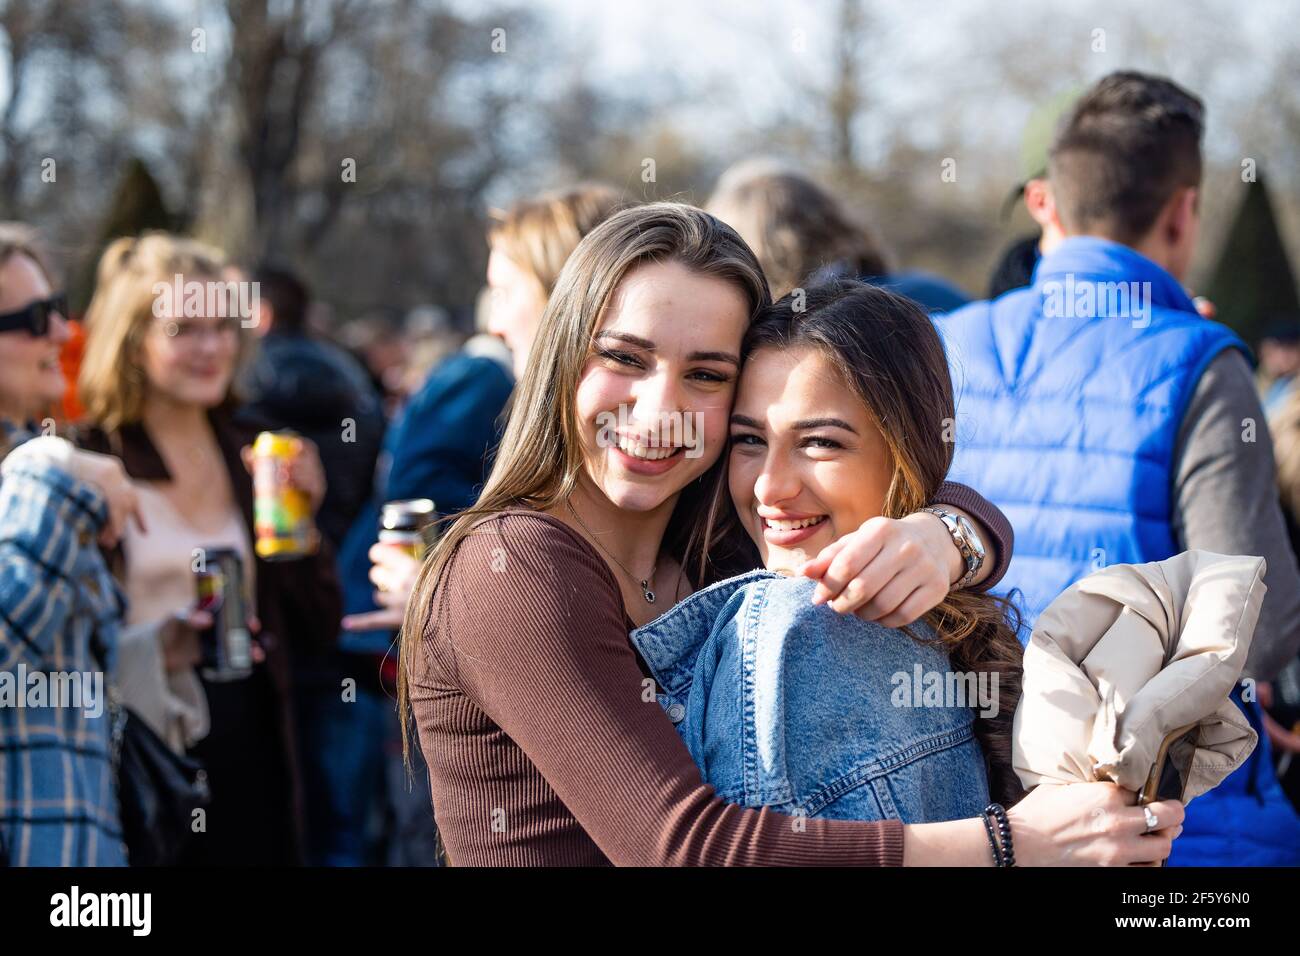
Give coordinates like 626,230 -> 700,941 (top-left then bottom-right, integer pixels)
410,509 -> 907,866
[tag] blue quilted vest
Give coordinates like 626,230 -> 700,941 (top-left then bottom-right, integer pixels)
938,236 -> 1300,866
938,237 -> 1246,627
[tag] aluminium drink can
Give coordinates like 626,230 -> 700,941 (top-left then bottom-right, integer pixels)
193,547 -> 252,682
252,430 -> 317,560
378,498 -> 437,561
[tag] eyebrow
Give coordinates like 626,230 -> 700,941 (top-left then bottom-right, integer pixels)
729,413 -> 859,435
594,330 -> 740,367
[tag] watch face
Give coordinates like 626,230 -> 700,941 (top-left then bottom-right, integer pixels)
956,515 -> 986,559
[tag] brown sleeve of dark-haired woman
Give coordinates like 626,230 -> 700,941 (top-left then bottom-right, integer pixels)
428,511 -> 904,866
932,480 -> 1013,592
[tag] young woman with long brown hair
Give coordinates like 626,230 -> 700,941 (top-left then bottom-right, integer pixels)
400,202 -> 1183,865
631,280 -> 1026,821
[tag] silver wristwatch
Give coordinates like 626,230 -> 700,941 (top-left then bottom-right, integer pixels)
920,507 -> 986,589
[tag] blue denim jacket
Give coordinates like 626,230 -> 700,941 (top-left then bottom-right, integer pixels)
630,571 -> 990,823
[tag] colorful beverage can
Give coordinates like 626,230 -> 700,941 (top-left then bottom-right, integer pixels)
252,430 -> 317,561
194,547 -> 252,682
379,498 -> 437,561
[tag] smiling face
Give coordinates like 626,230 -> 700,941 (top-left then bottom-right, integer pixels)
728,345 -> 894,571
139,273 -> 241,410
0,253 -> 69,422
574,258 -> 749,515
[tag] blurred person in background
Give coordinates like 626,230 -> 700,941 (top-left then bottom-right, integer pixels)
236,264 -> 385,549
234,264 -> 386,867
396,305 -> 462,397
321,183 -> 622,866
339,314 -> 408,416
0,223 -> 146,866
1259,315 -> 1300,417
1261,340 -> 1300,812
481,184 -> 627,380
986,91 -> 1075,299
75,233 -> 342,866
937,71 -> 1300,866
705,160 -> 970,312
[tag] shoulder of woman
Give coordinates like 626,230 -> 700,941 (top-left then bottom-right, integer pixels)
451,509 -> 611,585
429,509 -> 625,659
746,573 -> 943,650
69,422 -> 111,454
209,407 -> 258,462
69,422 -> 167,482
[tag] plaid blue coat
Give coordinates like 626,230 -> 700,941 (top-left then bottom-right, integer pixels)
0,425 -> 127,866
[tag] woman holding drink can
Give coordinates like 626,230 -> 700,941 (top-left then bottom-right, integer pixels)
75,233 -> 341,866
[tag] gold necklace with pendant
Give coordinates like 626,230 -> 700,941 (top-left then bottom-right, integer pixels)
565,499 -> 658,603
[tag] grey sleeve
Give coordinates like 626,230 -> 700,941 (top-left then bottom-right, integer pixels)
1172,349 -> 1300,681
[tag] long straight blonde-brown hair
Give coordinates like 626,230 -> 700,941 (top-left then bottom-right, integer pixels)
397,202 -> 771,762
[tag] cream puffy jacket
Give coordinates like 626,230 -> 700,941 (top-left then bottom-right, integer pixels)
1013,550 -> 1262,801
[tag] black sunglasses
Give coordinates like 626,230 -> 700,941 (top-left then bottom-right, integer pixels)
0,294 -> 68,336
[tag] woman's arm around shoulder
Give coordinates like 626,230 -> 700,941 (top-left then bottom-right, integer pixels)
416,509 -> 905,866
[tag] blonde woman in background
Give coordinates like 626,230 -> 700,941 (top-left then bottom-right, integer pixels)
1262,385 -> 1300,769
484,182 -> 626,380
76,232 -> 341,865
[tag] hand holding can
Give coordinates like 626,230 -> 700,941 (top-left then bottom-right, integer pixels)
193,547 -> 253,682
378,498 -> 437,562
247,431 -> 320,561
340,499 -> 435,632
284,438 -> 327,514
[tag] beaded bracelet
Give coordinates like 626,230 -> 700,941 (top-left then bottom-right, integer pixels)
984,803 -> 1015,867
980,807 -> 1004,867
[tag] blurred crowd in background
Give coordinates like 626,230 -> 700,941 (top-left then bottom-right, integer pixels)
3,0 -> 1300,868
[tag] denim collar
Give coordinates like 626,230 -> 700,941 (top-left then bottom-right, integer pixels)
1031,236 -> 1196,314
630,568 -> 779,695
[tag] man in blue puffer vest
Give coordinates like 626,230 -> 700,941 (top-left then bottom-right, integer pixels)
938,71 -> 1300,865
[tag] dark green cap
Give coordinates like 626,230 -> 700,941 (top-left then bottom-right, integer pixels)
1002,87 -> 1082,219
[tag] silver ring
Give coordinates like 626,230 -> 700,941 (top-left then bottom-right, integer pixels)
1142,805 -> 1159,833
